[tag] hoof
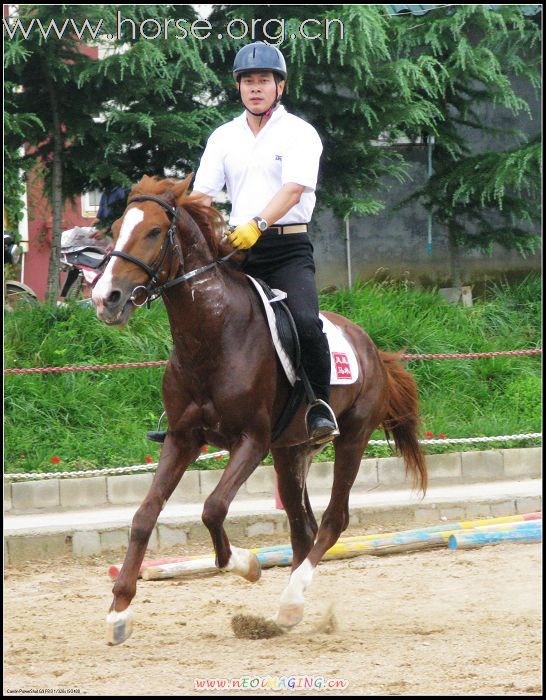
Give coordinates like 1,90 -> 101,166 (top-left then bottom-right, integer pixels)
106,608 -> 134,646
276,603 -> 304,629
242,552 -> 262,583
223,548 -> 262,583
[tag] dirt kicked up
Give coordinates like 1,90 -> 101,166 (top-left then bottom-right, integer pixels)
3,531 -> 542,696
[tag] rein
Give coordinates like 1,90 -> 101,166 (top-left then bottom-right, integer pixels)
99,194 -> 235,308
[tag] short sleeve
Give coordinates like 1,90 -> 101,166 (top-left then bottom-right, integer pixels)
281,124 -> 323,193
193,131 -> 226,197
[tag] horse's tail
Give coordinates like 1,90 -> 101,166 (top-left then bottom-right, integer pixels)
379,351 -> 428,494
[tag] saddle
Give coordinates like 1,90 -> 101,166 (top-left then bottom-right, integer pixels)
247,275 -> 359,442
249,277 -> 307,441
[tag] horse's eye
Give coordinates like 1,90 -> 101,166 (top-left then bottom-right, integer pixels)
147,227 -> 161,239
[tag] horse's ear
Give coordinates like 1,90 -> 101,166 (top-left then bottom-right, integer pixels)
131,174 -> 156,194
172,173 -> 194,205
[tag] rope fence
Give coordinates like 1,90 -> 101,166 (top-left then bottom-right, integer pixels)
4,347 -> 541,482
4,433 -> 542,482
3,348 -> 542,375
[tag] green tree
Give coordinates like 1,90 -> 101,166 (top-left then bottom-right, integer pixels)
5,4 -> 540,298
3,4 -> 222,301
5,5 -> 107,302
393,5 -> 541,284
3,89 -> 43,230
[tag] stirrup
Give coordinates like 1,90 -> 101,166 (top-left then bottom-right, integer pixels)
305,400 -> 340,444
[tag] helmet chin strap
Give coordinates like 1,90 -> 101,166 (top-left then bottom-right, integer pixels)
239,82 -> 281,126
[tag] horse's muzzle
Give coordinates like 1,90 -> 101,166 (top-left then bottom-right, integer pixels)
92,285 -> 135,326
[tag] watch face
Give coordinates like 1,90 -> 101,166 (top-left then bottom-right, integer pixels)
255,217 -> 267,231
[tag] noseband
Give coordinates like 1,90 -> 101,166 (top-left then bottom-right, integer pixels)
99,194 -> 234,308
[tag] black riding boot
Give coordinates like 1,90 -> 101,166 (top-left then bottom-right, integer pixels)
147,412 -> 167,443
300,330 -> 338,443
146,430 -> 167,443
305,400 -> 339,444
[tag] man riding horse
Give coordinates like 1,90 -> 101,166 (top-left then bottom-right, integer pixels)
91,43 -> 427,645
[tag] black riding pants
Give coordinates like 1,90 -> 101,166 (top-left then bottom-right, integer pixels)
242,231 -> 331,403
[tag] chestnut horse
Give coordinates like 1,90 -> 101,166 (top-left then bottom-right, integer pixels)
92,175 -> 427,645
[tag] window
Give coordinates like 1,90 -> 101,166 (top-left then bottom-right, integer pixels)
81,190 -> 101,218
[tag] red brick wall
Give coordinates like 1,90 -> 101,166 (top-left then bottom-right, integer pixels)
24,169 -> 97,300
21,42 -> 99,300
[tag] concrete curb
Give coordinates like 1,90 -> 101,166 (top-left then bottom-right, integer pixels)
4,447 -> 542,514
4,448 -> 542,565
4,485 -> 542,566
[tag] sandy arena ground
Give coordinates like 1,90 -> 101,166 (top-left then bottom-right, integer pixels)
3,528 -> 542,696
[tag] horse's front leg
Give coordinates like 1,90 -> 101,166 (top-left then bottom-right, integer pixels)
106,434 -> 200,645
201,435 -> 268,584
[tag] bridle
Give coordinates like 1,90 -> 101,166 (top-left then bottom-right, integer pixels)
97,194 -> 235,308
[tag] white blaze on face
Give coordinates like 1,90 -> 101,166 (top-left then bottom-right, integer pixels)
92,207 -> 144,305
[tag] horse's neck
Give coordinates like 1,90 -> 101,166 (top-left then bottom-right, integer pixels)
162,208 -> 256,362
176,208 -> 215,271
163,213 -> 229,355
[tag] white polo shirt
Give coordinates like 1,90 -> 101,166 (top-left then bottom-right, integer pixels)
193,105 -> 323,226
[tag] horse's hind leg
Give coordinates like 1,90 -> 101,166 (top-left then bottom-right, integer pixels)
276,415 -> 375,629
106,434 -> 200,645
272,445 -> 319,568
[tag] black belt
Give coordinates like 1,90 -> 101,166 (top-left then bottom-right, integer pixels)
264,223 -> 308,235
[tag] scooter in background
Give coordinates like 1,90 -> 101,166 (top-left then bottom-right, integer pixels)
59,226 -> 112,303
4,232 -> 39,310
4,228 -> 112,310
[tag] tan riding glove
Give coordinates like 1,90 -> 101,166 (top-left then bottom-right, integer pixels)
228,220 -> 262,250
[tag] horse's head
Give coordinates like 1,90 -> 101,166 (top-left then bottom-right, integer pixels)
92,175 -> 225,326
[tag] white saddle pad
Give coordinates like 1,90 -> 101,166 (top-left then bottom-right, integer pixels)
247,275 -> 359,386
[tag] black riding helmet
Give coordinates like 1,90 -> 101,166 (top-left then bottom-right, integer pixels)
233,42 -> 287,118
232,41 -> 287,81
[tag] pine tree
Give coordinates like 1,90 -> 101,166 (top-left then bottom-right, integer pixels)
206,4 -> 540,278
3,4 -> 222,301
5,4 -> 540,297
392,5 -> 541,283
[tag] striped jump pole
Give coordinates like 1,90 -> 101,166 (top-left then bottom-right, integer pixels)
448,520 -> 542,550
108,554 -> 205,581
324,518 -> 543,557
140,519 -> 542,579
338,511 -> 541,544
218,512 -> 541,557
111,512 -> 542,580
142,549 -> 294,580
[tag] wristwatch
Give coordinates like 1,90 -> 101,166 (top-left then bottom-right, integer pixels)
252,216 -> 269,233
